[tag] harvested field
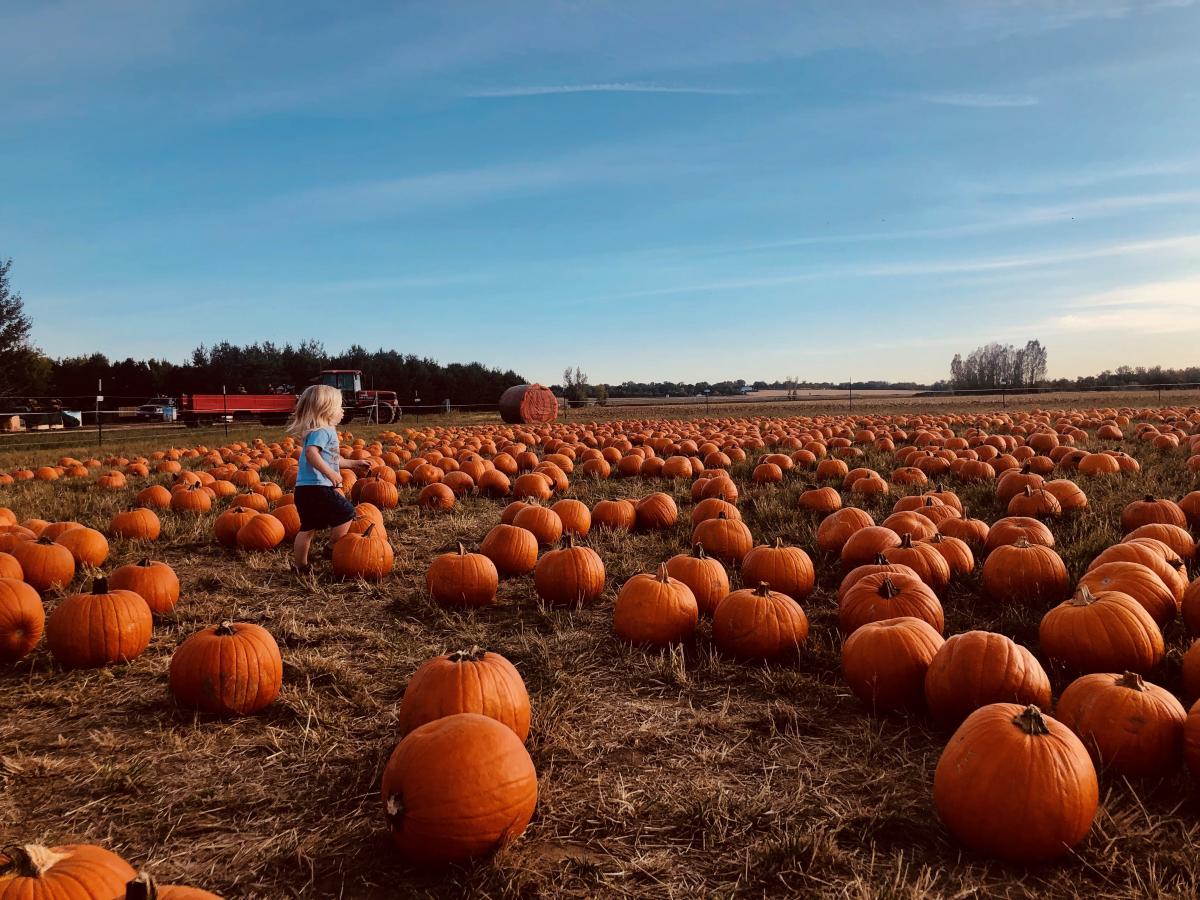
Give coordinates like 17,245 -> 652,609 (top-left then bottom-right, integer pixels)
2,407 -> 1200,898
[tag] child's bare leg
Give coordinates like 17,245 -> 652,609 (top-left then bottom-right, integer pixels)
329,521 -> 352,544
294,530 -> 315,567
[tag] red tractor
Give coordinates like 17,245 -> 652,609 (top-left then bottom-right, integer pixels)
178,369 -> 401,426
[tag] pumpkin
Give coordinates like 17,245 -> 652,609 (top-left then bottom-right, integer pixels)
712,582 -> 809,661
613,564 -> 698,647
839,526 -> 902,572
690,513 -> 754,566
1078,561 -> 1176,628
1043,478 -> 1088,512
740,538 -> 815,602
231,491 -> 269,513
1055,671 -> 1186,779
512,503 -> 564,548
169,482 -> 212,514
983,516 -> 1053,553
169,621 -> 282,716
0,552 -> 20,581
108,559 -> 180,615
13,536 -> 75,592
838,572 -> 943,635
1183,639 -> 1200,701
0,577 -> 44,663
1188,699 -> 1200,778
1039,585 -> 1164,674
933,704 -> 1097,862
268,503 -> 302,540
938,512 -> 989,553
331,523 -> 394,580
533,534 -> 605,607
109,507 -> 162,542
924,631 -> 1051,723
922,533 -> 974,578
879,511 -> 937,542
214,507 -> 258,547
1092,540 -> 1186,600
838,554 -> 919,598
841,616 -> 944,713
353,476 -> 399,509
634,492 -> 678,531
882,533 -> 950,594
123,872 -> 223,899
1007,485 -> 1061,518
1124,523 -> 1195,565
381,713 -> 537,864
690,497 -> 740,526
480,524 -> 538,578
798,486 -> 841,514
54,526 -> 109,569
512,472 -> 553,501
426,543 -> 499,607
416,483 -> 456,511
592,499 -> 636,531
235,513 -> 286,551
664,545 -> 730,616
981,539 -> 1069,605
398,648 -> 530,741
815,506 -> 873,554
45,576 -> 152,669
550,498 -> 591,536
0,844 -> 137,899
1120,495 -> 1187,533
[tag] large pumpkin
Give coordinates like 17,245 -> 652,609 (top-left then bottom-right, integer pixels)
712,582 -> 809,661
933,704 -> 1098,862
0,577 -> 44,664
981,539 -> 1069,605
45,577 -> 152,669
1078,561 -> 1176,628
690,513 -> 754,566
1039,585 -> 1164,675
13,536 -> 75,593
924,630 -> 1051,723
0,844 -> 136,899
480,524 -> 539,578
169,621 -> 283,716
1055,671 -> 1186,779
613,565 -> 698,647
332,523 -> 394,580
882,533 -> 950,594
533,534 -> 605,607
381,713 -> 538,864
109,507 -> 161,542
815,506 -> 874,555
838,572 -> 943,635
398,648 -> 530,741
841,616 -> 944,713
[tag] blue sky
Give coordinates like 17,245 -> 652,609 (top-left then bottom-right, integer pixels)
2,0 -> 1198,385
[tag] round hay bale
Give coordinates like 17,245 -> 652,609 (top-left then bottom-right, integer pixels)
499,384 -> 558,424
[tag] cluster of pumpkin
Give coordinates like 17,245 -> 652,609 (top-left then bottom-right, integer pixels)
0,845 -> 222,898
381,647 -> 538,865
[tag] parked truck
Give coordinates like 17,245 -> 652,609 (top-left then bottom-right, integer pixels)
178,370 -> 400,426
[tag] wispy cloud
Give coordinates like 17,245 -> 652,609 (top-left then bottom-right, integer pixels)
463,82 -> 751,98
917,92 -> 1040,108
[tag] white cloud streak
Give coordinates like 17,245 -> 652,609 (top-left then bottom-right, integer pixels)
463,82 -> 751,98
917,92 -> 1040,108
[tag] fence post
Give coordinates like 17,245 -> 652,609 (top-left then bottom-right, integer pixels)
96,379 -> 103,448
222,385 -> 229,439
848,379 -> 853,415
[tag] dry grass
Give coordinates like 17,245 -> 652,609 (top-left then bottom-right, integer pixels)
1,410 -> 1199,898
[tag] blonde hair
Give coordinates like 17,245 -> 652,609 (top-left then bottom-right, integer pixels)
288,384 -> 342,435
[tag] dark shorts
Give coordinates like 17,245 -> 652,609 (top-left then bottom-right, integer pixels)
294,485 -> 357,532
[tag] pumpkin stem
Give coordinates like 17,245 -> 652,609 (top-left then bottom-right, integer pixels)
456,542 -> 466,556
448,646 -> 486,663
0,844 -> 69,878
656,563 -> 670,583
91,575 -> 109,594
1023,486 -> 1034,497
362,523 -> 376,538
692,543 -> 707,560
215,621 -> 237,636
1143,495 -> 1156,503
1013,705 -> 1051,736
36,535 -> 55,545
717,511 -> 727,520
878,576 -> 900,599
561,533 -> 577,550
137,557 -> 152,568
873,552 -> 888,565
1069,584 -> 1096,606
1014,537 -> 1030,549
1117,671 -> 1146,691
773,537 -> 784,549
900,533 -> 913,549
930,533 -> 944,544
755,581 -> 772,597
125,873 -> 159,900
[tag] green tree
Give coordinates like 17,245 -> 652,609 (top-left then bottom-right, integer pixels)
0,258 -> 41,395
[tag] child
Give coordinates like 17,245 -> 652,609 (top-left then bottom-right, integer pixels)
288,384 -> 372,573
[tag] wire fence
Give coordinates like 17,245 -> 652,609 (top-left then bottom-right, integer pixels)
1,382 -> 1197,453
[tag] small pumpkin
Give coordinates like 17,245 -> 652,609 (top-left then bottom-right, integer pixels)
235,513 -> 285,551
109,507 -> 162,542
332,523 -> 394,580
838,572 -> 943,636
0,844 -> 136,899
215,507 -> 258,547
0,577 -> 44,663
712,582 -> 809,661
690,512 -> 754,566
924,630 -> 1051,723
634,492 -> 678,531
1120,495 -> 1187,533
426,543 -> 499,607
480,524 -> 538,578
981,539 -> 1069,605
882,533 -> 950,594
512,503 -> 564,548
664,544 -> 730,616
841,616 -> 944,713
815,506 -> 874,554
1039,585 -> 1164,675
108,559 -> 181,615
740,538 -> 815,602
1078,561 -> 1176,628
533,534 -> 605,607
169,621 -> 283,716
398,648 -> 530,741
592,498 -> 636,531
613,564 -> 698,647
54,526 -> 109,569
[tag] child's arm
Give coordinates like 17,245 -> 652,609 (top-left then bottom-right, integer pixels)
305,445 -> 342,486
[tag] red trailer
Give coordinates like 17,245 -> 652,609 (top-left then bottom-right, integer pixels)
179,370 -> 400,427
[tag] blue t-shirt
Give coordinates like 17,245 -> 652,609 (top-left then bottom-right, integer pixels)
296,427 -> 341,487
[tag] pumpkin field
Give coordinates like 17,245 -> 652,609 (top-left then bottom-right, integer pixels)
3,397 -> 1200,898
